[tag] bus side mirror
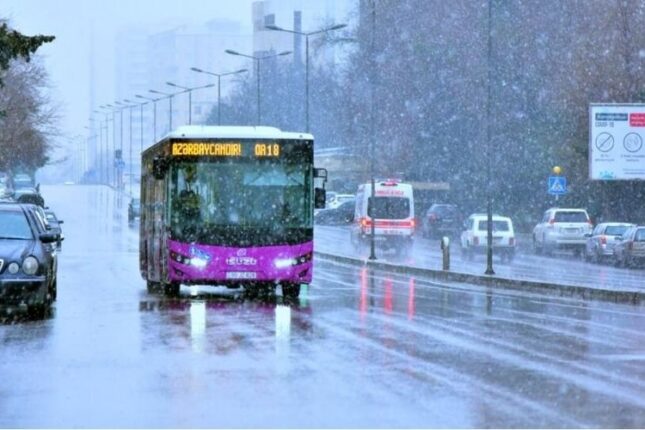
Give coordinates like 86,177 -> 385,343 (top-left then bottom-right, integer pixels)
367,197 -> 374,217
313,167 -> 328,180
314,188 -> 326,209
152,157 -> 168,180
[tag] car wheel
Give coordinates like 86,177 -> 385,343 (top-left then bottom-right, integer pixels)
51,279 -> 57,301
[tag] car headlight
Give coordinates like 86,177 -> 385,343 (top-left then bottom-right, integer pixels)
22,256 -> 39,275
7,262 -> 19,274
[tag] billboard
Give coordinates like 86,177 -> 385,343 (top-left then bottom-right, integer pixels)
589,104 -> 645,180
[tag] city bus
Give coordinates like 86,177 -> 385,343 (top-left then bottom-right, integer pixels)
139,126 -> 327,298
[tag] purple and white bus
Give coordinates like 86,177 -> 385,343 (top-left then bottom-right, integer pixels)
139,126 -> 327,298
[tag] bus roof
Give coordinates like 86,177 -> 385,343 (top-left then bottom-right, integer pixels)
161,126 -> 314,141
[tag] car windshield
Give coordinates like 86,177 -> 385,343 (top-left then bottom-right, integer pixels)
368,197 -> 410,219
477,220 -> 510,231
605,225 -> 629,236
0,211 -> 33,240
554,211 -> 588,222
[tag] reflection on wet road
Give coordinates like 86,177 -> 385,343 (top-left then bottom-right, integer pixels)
0,186 -> 644,427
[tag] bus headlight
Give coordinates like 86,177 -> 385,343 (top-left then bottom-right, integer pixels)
22,256 -> 39,275
189,257 -> 209,269
275,252 -> 312,268
275,258 -> 296,269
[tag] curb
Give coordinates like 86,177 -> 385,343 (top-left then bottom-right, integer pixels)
314,251 -> 644,305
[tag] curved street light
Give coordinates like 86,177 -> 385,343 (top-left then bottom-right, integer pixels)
265,23 -> 347,132
166,81 -> 216,125
225,49 -> 292,124
190,67 -> 248,125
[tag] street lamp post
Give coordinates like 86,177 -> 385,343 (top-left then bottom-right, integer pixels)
189,67 -> 248,125
136,94 -> 160,143
225,49 -> 292,125
265,23 -> 346,132
369,1 -> 377,261
485,0 -> 495,275
166,81 -> 216,125
149,89 -> 179,132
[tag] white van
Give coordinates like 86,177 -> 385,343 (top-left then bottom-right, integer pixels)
350,180 -> 415,254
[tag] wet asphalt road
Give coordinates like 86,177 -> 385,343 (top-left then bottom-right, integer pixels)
1,185 -> 645,428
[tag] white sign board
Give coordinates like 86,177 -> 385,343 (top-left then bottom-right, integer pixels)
589,104 -> 645,180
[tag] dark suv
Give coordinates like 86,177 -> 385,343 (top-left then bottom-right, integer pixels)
422,204 -> 461,238
0,204 -> 59,316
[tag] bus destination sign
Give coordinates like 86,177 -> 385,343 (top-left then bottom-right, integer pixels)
171,142 -> 280,158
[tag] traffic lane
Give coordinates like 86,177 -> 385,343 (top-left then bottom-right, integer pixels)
314,225 -> 645,291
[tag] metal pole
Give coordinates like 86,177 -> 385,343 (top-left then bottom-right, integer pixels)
129,106 -> 133,195
188,90 -> 192,125
256,59 -> 261,124
305,35 -> 310,132
120,109 -> 124,190
369,0 -> 377,261
217,75 -> 221,125
139,104 -> 144,154
153,101 -> 157,142
485,0 -> 495,275
112,111 -> 116,186
169,96 -> 173,131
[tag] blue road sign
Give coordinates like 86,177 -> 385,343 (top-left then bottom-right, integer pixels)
548,176 -> 567,195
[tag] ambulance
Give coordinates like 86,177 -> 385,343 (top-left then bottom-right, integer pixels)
350,180 -> 416,255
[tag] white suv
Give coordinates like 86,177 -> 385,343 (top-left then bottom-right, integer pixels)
460,214 -> 516,262
533,208 -> 592,256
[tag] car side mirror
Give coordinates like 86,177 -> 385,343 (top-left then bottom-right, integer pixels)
314,188 -> 326,209
39,233 -> 58,244
616,236 -> 624,241
58,220 -> 64,224
584,233 -> 592,238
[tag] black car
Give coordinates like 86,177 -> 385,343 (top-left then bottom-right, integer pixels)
314,200 -> 355,225
14,187 -> 45,207
422,203 -> 461,238
128,198 -> 140,222
44,208 -> 64,250
0,204 -> 59,316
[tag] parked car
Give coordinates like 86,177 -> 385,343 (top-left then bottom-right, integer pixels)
14,187 -> 45,207
328,193 -> 355,209
422,203 -> 461,238
44,208 -> 65,250
314,200 -> 355,225
532,208 -> 592,256
0,203 -> 59,316
325,191 -> 338,209
460,213 -> 516,262
614,226 -> 645,268
583,222 -> 634,263
128,198 -> 140,222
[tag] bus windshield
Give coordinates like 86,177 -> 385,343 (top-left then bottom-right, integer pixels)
169,160 -> 311,243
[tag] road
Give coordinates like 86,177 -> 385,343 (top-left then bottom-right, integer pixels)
0,185 -> 644,427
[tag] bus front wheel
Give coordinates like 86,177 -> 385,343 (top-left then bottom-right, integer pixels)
163,282 -> 180,297
282,283 -> 301,300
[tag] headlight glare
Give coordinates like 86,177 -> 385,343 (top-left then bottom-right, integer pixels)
22,256 -> 39,275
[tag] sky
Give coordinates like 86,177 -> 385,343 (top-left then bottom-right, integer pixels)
2,0 -> 256,175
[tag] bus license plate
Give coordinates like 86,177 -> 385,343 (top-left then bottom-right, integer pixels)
226,272 -> 257,280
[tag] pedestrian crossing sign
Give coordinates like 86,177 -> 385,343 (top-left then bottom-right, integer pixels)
548,176 -> 567,195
